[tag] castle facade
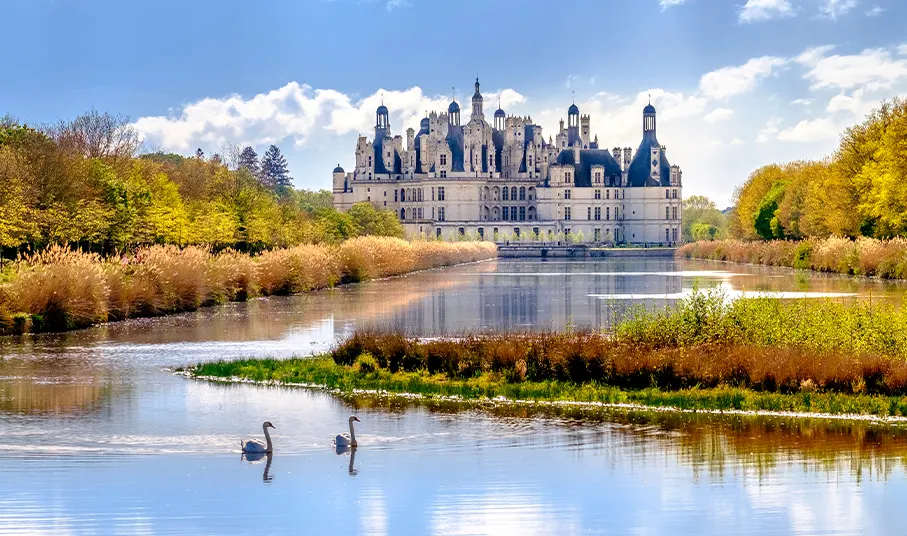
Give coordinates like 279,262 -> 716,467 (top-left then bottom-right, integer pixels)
332,79 -> 682,244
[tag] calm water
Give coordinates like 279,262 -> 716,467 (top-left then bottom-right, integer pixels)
2,258 -> 907,535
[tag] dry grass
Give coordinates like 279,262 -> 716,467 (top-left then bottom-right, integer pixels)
679,236 -> 907,278
0,239 -> 497,334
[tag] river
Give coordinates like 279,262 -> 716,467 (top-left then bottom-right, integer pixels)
1,258 -> 906,534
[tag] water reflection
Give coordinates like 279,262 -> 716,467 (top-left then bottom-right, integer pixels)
242,451 -> 274,483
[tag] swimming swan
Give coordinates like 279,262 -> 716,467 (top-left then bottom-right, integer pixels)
241,421 -> 275,453
334,416 -> 360,447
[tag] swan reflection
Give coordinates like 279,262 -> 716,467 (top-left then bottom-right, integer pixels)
242,451 -> 274,483
335,444 -> 358,476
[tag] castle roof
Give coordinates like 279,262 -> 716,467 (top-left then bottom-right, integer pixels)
643,103 -> 656,115
627,133 -> 672,187
448,101 -> 460,114
377,105 -> 389,115
568,103 -> 579,115
333,165 -> 344,173
556,149 -> 622,187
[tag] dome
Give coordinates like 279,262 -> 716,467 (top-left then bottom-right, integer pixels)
420,117 -> 430,129
448,101 -> 460,114
377,105 -> 389,115
332,164 -> 344,173
568,103 -> 580,115
643,103 -> 656,115
494,108 -> 506,118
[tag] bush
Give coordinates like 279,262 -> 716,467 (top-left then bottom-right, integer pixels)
353,353 -> 379,374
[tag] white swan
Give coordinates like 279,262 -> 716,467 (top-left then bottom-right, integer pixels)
241,421 -> 275,453
334,416 -> 360,447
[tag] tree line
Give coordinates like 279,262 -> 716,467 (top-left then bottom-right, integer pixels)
0,110 -> 403,258
730,98 -> 907,241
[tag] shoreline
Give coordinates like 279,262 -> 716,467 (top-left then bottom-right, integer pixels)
177,358 -> 907,424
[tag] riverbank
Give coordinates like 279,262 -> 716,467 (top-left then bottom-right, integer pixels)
182,293 -> 907,418
678,237 -> 907,279
183,355 -> 907,420
0,238 -> 496,335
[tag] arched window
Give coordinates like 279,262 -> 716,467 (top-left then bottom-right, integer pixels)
519,187 -> 526,201
400,208 -> 406,220
511,186 -> 518,200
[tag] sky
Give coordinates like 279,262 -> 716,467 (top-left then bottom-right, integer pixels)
2,0 -> 906,208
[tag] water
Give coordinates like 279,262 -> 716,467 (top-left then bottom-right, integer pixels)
1,258 -> 906,535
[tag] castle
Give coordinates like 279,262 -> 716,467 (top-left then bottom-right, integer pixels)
332,79 -> 682,244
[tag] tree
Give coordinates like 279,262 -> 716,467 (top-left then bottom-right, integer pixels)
195,148 -> 204,159
260,145 -> 291,189
238,146 -> 260,179
46,109 -> 140,160
681,195 -> 727,242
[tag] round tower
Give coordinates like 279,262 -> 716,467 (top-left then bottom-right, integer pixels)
449,100 -> 461,127
643,100 -> 656,134
376,103 -> 390,136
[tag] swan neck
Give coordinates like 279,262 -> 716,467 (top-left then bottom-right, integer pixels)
349,420 -> 357,445
263,424 -> 273,451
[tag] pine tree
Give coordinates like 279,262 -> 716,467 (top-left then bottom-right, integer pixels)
238,146 -> 260,179
260,144 -> 291,189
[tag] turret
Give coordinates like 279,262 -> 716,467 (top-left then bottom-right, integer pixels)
406,128 -> 415,151
376,103 -> 390,138
449,100 -> 461,127
471,78 -> 484,121
332,164 -> 346,193
623,147 -> 632,170
580,114 -> 590,145
612,147 -> 621,165
567,103 -> 580,146
494,106 -> 506,131
643,101 -> 656,135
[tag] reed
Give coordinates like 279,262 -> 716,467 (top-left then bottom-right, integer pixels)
0,239 -> 497,334
679,236 -> 907,278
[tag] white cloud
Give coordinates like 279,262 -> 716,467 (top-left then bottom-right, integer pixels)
133,81 -> 526,151
385,0 -> 409,9
818,0 -> 857,19
704,108 -> 734,122
796,45 -> 907,91
898,44 -> 907,56
659,0 -> 686,10
777,117 -> 840,141
756,117 -> 783,143
730,137 -> 745,145
739,0 -> 794,23
865,5 -> 885,16
699,56 -> 788,99
791,98 -> 812,106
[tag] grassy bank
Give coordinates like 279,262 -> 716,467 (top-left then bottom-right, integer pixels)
0,237 -> 496,335
186,293 -> 907,418
678,236 -> 907,279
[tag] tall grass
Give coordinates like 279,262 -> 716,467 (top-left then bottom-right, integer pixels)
326,292 -> 907,396
0,238 -> 496,334
678,236 -> 907,278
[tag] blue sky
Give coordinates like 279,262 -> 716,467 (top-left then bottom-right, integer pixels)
3,0 -> 906,206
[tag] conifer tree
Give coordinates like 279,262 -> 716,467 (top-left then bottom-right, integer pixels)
238,146 -> 260,179
260,144 -> 291,189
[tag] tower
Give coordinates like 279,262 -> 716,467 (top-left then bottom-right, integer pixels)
580,114 -> 590,145
643,98 -> 656,136
375,102 -> 390,137
449,100 -> 461,127
494,98 -> 505,131
567,102 -> 580,146
471,78 -> 484,121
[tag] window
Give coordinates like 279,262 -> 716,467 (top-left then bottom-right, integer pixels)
511,187 -> 517,200
519,207 -> 526,221
438,187 -> 445,201
438,206 -> 446,221
615,207 -> 619,220
587,207 -> 592,220
511,206 -> 518,220
594,207 -> 601,221
672,189 -> 678,199
672,228 -> 678,242
478,228 -> 485,240
514,227 -> 521,238
666,206 -> 670,220
436,228 -> 442,239
672,206 -> 677,220
519,187 -> 526,201
594,189 -> 601,200
666,189 -> 670,199
400,208 -> 406,220
440,154 -> 447,166
502,187 -> 509,201
606,207 -> 610,220
565,207 -> 572,220
594,228 -> 601,241
565,171 -> 572,183
666,228 -> 670,242
395,190 -> 399,202
440,170 -> 447,178
594,172 -> 601,184
606,190 -> 610,200
432,187 -> 435,201
459,227 -> 465,237
564,189 -> 571,199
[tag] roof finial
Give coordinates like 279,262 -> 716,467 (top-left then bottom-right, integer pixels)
648,93 -> 651,105
572,90 -> 575,104
452,86 -> 455,103
381,93 -> 384,106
